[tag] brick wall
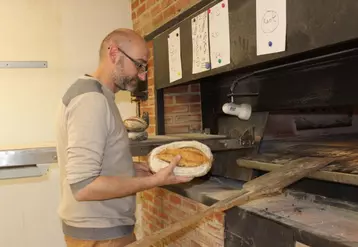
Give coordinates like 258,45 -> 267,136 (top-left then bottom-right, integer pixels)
140,188 -> 225,246
132,0 -> 202,135
131,0 -> 225,245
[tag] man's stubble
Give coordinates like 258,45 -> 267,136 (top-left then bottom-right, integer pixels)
111,55 -> 138,92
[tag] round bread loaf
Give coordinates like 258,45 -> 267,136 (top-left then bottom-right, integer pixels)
148,140 -> 213,177
128,131 -> 148,141
124,116 -> 148,132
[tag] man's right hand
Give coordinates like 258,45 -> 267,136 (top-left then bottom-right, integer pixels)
73,155 -> 193,202
153,155 -> 194,186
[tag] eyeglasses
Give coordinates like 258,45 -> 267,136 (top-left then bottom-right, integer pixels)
113,46 -> 148,74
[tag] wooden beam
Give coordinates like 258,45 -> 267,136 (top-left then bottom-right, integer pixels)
237,158 -> 358,186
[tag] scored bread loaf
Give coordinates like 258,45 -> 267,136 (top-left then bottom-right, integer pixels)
128,131 -> 148,141
123,116 -> 148,132
148,141 -> 213,177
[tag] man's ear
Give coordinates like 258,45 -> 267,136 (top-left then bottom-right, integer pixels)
108,46 -> 118,65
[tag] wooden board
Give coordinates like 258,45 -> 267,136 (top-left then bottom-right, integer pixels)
258,134 -> 358,175
238,154 -> 358,186
129,134 -> 248,156
0,134 -> 242,167
239,152 -> 358,173
127,157 -> 334,247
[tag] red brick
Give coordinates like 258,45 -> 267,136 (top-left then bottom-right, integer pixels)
143,210 -> 156,222
189,104 -> 201,113
174,114 -> 201,124
175,0 -> 195,12
153,13 -> 164,27
190,83 -> 200,92
147,0 -> 156,7
143,191 -> 153,201
147,88 -> 154,99
156,188 -> 169,199
151,4 -> 162,17
132,11 -> 137,21
214,213 -> 224,224
147,203 -> 158,215
165,116 -> 173,124
158,211 -> 169,220
147,77 -> 154,86
164,85 -> 189,94
191,240 -> 201,247
132,0 -> 139,10
163,5 -> 176,20
147,66 -> 154,79
147,56 -> 154,68
149,223 -> 159,232
161,0 -> 173,9
141,106 -> 155,115
137,28 -> 144,36
197,203 -> 209,211
165,105 -> 189,114
164,96 -> 174,105
137,3 -> 146,16
169,194 -> 182,205
147,40 -> 153,49
133,21 -> 141,32
182,199 -> 198,212
190,123 -> 202,131
142,200 -> 149,210
142,25 -> 153,36
140,0 -> 146,3
153,197 -> 163,208
139,11 -> 151,24
163,202 -> 173,212
149,115 -> 156,125
205,222 -> 225,239
168,216 -> 177,224
142,213 -> 150,223
156,220 -> 164,228
175,94 -> 201,104
165,125 -> 190,134
147,126 -> 156,135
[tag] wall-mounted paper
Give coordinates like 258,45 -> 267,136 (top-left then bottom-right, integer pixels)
192,11 -> 210,74
256,0 -> 287,56
208,0 -> 230,69
168,27 -> 182,83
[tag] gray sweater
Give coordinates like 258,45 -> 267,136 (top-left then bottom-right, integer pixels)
55,75 -> 136,240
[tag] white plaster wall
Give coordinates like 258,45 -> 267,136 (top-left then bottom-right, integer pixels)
0,1 -> 135,246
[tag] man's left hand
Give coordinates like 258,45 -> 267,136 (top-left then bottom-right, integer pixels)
134,162 -> 153,177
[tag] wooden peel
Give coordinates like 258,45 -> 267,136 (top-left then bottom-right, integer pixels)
127,157 -> 334,247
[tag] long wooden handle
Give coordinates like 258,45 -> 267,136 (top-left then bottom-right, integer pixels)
127,190 -> 251,247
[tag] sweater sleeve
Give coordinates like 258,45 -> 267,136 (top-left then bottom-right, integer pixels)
65,92 -> 110,192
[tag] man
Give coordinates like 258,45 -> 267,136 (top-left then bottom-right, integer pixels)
55,28 -> 193,247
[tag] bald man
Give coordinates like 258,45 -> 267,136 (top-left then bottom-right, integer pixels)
55,28 -> 192,247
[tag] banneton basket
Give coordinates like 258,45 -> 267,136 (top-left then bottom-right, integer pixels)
148,140 -> 214,177
123,116 -> 148,132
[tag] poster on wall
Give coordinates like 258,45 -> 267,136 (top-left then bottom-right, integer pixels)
191,10 -> 211,74
256,0 -> 287,55
167,27 -> 183,83
208,0 -> 231,69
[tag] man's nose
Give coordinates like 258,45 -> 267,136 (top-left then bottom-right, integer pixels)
138,72 -> 147,82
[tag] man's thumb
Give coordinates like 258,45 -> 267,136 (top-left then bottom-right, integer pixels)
169,155 -> 181,169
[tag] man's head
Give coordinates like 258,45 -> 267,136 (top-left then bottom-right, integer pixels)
97,28 -> 148,93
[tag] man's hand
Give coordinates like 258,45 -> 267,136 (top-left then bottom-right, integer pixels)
134,162 -> 153,177
153,155 -> 194,186
73,155 -> 193,201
